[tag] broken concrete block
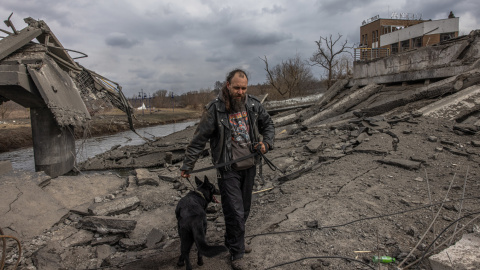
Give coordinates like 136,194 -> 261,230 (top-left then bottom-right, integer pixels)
356,132 -> 369,143
119,238 -> 147,251
443,146 -> 470,157
88,196 -> 140,216
91,235 -> 122,246
145,228 -> 167,249
96,244 -> 115,262
305,137 -> 323,153
32,242 -> 63,270
429,233 -> 480,270
318,153 -> 345,162
305,220 -> 318,228
61,229 -> 94,247
0,160 -> 13,175
472,140 -> 480,147
353,133 -> 391,155
79,216 -> 137,234
428,136 -> 438,142
377,158 -> 422,170
135,168 -> 160,186
165,152 -> 173,164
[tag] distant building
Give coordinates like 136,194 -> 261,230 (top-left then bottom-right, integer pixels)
356,13 -> 459,60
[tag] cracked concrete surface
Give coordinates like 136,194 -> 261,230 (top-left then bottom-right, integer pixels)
0,170 -> 69,240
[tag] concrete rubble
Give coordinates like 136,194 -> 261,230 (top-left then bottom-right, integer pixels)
429,233 -> 480,270
1,24 -> 480,270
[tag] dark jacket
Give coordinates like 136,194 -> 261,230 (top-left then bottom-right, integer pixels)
181,94 -> 275,172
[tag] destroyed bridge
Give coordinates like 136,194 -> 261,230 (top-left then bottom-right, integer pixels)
0,14 -> 133,177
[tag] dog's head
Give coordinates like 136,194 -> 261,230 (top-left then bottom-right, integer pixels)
195,176 -> 220,203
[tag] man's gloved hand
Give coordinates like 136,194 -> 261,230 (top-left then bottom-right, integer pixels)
254,142 -> 268,154
180,170 -> 190,178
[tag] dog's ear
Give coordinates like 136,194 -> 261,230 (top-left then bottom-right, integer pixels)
195,176 -> 203,187
203,176 -> 210,185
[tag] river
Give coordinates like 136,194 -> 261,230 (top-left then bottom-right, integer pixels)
0,120 -> 197,172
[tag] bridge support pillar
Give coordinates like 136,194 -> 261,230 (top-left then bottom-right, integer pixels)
30,107 -> 75,177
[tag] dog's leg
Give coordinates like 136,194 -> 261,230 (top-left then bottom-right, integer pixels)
197,221 -> 207,266
178,233 -> 194,270
197,249 -> 204,266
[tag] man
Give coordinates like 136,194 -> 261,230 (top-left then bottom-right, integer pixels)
180,69 -> 275,269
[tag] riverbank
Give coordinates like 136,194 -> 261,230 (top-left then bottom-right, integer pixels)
0,108 -> 202,153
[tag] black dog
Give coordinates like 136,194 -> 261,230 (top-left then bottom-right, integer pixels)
175,176 -> 227,269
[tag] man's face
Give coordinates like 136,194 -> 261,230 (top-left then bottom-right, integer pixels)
227,73 -> 248,100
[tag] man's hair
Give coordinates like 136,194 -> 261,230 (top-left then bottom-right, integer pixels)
221,69 -> 248,112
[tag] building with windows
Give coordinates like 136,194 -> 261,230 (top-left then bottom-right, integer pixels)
356,13 -> 459,61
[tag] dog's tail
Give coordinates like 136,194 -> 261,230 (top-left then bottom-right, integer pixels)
193,226 -> 228,257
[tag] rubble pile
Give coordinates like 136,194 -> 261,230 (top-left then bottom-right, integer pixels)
2,28 -> 480,270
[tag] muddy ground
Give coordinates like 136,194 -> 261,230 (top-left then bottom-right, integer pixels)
2,105 -> 479,270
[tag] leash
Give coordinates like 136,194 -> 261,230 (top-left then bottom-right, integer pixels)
188,152 -> 259,174
187,147 -> 285,175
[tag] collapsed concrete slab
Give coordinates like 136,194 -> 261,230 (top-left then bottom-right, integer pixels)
88,196 -> 141,216
0,170 -> 69,241
418,84 -> 480,120
79,216 -> 137,234
0,16 -> 134,177
429,233 -> 480,270
352,30 -> 480,86
42,174 -> 126,214
376,158 -> 422,170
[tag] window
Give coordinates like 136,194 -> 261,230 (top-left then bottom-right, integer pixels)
440,32 -> 455,41
372,31 -> 376,43
412,37 -> 422,48
391,43 -> 399,54
401,40 -> 410,51
376,30 -> 379,42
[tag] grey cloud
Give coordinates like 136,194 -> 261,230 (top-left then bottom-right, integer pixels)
130,69 -> 155,80
205,52 -> 238,63
262,5 -> 286,14
105,33 -> 139,49
316,0 -> 375,15
402,0 -> 479,21
233,31 -> 292,46
2,0 -> 74,27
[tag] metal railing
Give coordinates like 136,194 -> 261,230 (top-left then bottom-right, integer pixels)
354,48 -> 390,61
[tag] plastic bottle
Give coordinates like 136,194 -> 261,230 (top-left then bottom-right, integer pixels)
372,256 -> 396,263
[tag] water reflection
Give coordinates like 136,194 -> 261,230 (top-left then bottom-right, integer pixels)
0,120 -> 196,171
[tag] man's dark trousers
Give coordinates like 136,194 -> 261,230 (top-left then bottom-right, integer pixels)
218,166 -> 256,259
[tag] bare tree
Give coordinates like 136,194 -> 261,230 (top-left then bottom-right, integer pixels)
332,54 -> 353,80
310,34 -> 352,88
0,100 -> 13,120
261,54 -> 314,99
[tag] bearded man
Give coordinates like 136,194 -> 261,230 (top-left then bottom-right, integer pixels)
181,68 -> 275,270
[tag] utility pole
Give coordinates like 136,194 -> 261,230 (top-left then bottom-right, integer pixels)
138,89 -> 146,115
148,93 -> 152,114
171,92 -> 175,112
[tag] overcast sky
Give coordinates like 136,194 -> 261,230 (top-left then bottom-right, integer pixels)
1,0 -> 479,98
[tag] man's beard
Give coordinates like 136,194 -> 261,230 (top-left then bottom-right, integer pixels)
230,95 -> 246,112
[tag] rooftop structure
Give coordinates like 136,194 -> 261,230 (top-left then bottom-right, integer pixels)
355,12 -> 459,61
